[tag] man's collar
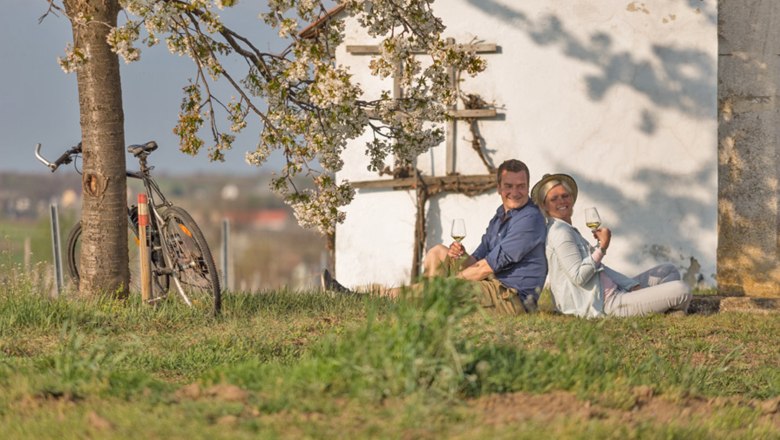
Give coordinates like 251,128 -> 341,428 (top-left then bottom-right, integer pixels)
501,200 -> 533,215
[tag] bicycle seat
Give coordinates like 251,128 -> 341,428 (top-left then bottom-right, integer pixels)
127,141 -> 158,157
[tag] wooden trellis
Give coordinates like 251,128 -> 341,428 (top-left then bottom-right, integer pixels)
345,40 -> 501,282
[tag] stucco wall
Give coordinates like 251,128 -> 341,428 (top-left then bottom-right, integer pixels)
334,0 -> 718,289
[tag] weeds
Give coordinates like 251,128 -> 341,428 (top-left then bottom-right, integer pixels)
40,320 -> 137,398
0,270 -> 777,438
311,277 -> 479,400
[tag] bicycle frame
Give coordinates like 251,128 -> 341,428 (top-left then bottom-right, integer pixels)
128,156 -> 201,307
35,141 -> 221,312
129,170 -> 170,236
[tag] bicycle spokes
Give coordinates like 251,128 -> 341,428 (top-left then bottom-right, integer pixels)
160,206 -> 221,313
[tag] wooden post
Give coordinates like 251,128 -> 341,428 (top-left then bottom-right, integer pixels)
24,237 -> 31,272
445,38 -> 458,175
411,170 -> 428,282
137,194 -> 152,303
221,218 -> 230,292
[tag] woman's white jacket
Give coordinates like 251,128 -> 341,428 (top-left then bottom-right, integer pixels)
545,218 -> 639,318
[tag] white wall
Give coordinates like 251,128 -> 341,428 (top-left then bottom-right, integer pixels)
334,0 -> 717,288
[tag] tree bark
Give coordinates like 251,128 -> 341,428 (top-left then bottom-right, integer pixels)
63,0 -> 129,296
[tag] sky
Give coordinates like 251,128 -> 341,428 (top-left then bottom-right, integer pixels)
1,0 -> 292,175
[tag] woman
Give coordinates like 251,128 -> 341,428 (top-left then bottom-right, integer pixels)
530,173 -> 691,318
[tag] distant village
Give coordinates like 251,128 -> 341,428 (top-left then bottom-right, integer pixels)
1,171 -> 327,291
1,172 -> 292,229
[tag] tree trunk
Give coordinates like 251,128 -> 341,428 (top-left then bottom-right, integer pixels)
717,0 -> 780,297
64,0 -> 129,296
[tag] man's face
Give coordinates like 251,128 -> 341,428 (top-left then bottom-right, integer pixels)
498,170 -> 529,212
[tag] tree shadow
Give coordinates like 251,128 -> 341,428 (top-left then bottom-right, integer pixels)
466,0 -> 716,132
460,1 -> 717,283
548,161 -> 716,283
426,197 -> 444,249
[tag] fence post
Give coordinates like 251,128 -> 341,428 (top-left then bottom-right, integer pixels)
49,203 -> 63,297
221,218 -> 230,292
24,237 -> 31,271
138,194 -> 152,303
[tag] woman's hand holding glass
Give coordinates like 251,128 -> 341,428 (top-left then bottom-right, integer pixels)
584,207 -> 610,252
592,227 -> 611,252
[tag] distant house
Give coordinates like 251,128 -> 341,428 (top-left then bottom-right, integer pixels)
223,209 -> 290,231
307,2 -> 717,289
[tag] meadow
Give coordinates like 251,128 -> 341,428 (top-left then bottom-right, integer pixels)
0,270 -> 778,439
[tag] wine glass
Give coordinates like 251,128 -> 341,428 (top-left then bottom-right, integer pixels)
584,207 -> 601,231
450,218 -> 466,243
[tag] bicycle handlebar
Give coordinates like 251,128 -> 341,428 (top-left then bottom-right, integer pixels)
36,141 -> 157,174
34,143 -> 82,172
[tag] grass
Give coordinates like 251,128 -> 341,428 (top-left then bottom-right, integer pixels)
0,273 -> 778,439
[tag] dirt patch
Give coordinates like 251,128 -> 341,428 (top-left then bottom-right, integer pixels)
87,410 -> 114,431
173,383 -> 249,403
470,390 -> 780,430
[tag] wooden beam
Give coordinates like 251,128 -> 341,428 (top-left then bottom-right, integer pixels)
351,174 -> 495,192
447,109 -> 498,118
412,172 -> 427,282
446,113 -> 456,175
364,108 -> 498,121
345,45 -> 381,54
346,43 -> 498,55
446,38 -> 457,176
393,63 -> 402,100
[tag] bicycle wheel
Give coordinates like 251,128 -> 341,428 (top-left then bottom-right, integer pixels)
159,206 -> 221,314
65,219 -> 141,291
65,222 -> 82,285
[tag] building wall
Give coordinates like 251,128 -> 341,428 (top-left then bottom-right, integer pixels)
334,0 -> 718,289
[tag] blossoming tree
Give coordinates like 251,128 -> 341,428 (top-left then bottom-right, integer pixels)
49,0 -> 484,296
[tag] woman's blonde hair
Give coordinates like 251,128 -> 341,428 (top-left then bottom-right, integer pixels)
537,180 -> 575,217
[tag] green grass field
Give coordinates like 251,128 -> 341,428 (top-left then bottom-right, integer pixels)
0,273 -> 778,439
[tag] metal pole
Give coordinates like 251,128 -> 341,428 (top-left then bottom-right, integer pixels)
221,218 -> 230,292
49,203 -> 63,296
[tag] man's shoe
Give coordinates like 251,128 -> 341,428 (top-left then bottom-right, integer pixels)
522,295 -> 538,313
321,269 -> 353,294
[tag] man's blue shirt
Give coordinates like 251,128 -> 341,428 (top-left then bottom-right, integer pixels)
471,201 -> 548,297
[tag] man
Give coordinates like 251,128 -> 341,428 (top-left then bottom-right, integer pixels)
322,159 -> 548,315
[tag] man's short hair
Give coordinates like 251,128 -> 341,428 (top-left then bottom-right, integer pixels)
496,159 -> 530,185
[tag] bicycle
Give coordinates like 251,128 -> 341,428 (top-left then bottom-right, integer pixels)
35,141 -> 222,314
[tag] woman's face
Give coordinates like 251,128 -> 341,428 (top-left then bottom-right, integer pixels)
544,184 -> 574,223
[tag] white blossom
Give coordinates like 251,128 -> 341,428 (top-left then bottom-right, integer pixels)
107,24 -> 141,63
58,44 -> 88,73
59,0 -> 485,235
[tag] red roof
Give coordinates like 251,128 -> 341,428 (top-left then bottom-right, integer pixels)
299,3 -> 347,39
224,209 -> 289,228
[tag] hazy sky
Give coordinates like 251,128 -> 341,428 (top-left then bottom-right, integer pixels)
1,1 -> 291,175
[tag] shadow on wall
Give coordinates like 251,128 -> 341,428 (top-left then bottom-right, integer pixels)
548,161 -> 716,285
467,0 -> 716,131
426,197 -> 444,248
458,1 -> 717,284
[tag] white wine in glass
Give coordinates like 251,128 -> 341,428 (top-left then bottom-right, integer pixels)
451,218 -> 466,243
584,207 -> 601,231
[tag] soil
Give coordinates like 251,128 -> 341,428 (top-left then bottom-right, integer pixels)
471,390 -> 780,431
